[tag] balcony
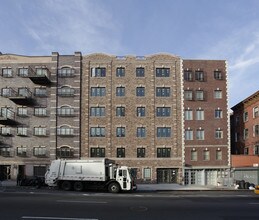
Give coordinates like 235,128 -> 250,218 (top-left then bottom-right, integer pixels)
2,87 -> 36,106
0,108 -> 20,125
28,67 -> 51,85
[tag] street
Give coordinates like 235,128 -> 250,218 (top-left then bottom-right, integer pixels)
0,189 -> 259,220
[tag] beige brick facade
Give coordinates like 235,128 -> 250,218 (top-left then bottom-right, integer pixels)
0,52 -> 230,185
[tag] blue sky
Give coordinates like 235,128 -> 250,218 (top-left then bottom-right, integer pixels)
1,0 -> 259,107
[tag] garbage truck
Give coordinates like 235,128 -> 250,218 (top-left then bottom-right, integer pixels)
45,158 -> 136,193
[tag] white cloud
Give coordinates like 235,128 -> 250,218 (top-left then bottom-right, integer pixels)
18,0 -> 123,54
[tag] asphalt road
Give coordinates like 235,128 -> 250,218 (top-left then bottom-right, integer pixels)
0,190 -> 259,220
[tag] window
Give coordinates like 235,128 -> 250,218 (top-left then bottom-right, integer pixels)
215,129 -> 223,139
116,86 -> 125,96
184,90 -> 193,100
185,129 -> 193,140
244,147 -> 249,155
253,107 -> 259,118
191,150 -> 197,161
137,148 -> 145,158
116,106 -> 125,117
214,90 -> 222,99
91,67 -> 106,77
156,68 -> 170,77
137,107 -> 145,117
33,166 -> 47,177
203,150 -> 210,161
254,144 -> 259,155
36,68 -> 47,76
2,68 -> 12,77
34,107 -> 47,117
57,126 -> 74,136
196,109 -> 204,120
157,127 -> 171,137
34,127 -> 47,136
156,107 -> 171,117
156,87 -> 170,97
195,70 -> 205,81
91,87 -> 106,96
17,107 -> 28,117
136,67 -> 145,77
196,90 -> 204,101
244,128 -> 248,140
17,127 -> 28,136
254,125 -> 259,136
137,127 -> 146,137
136,87 -> 145,97
184,70 -> 193,81
1,107 -> 15,119
57,146 -> 74,158
33,146 -> 47,157
35,87 -> 47,97
185,109 -> 193,120
17,146 -> 27,157
0,148 -> 11,157
18,87 -> 31,97
157,148 -> 171,158
117,147 -> 125,158
196,129 -> 204,140
58,67 -> 75,77
1,88 -> 13,97
58,86 -> 75,97
90,127 -> 105,137
116,127 -> 125,137
214,70 -> 223,80
57,106 -> 75,117
143,168 -> 151,179
90,147 -> 105,157
216,150 -> 222,160
243,112 -> 248,122
18,68 -> 28,77
215,109 -> 223,119
116,67 -> 125,77
90,107 -> 105,117
1,127 -> 12,136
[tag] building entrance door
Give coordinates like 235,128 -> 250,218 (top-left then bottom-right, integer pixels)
0,165 -> 11,180
157,168 -> 178,183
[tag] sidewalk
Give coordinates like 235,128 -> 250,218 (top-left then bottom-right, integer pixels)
1,180 -> 237,191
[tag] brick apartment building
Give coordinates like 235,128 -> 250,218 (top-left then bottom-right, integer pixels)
0,52 -> 230,186
231,91 -> 259,184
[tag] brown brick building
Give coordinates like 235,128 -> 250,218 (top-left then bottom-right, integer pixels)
0,52 -> 230,186
231,91 -> 259,185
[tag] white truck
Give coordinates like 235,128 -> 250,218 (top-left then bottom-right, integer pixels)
45,158 -> 136,193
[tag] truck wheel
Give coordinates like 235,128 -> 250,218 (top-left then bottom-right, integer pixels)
61,181 -> 71,191
74,181 -> 84,191
108,182 -> 120,193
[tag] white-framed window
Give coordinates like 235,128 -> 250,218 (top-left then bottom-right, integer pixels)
196,90 -> 204,101
215,129 -> 223,139
253,106 -> 259,118
34,127 -> 47,136
185,129 -> 193,140
243,112 -> 248,122
90,127 -> 105,137
203,150 -> 210,161
91,67 -> 106,77
214,90 -> 222,99
17,127 -> 28,136
34,107 -> 47,117
216,150 -> 222,160
244,128 -> 248,140
143,168 -> 151,180
17,107 -> 28,117
254,125 -> 259,137
191,149 -> 197,161
185,109 -> 193,120
184,90 -> 193,100
196,109 -> 204,120
196,129 -> 204,140
33,146 -> 47,157
215,109 -> 223,119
